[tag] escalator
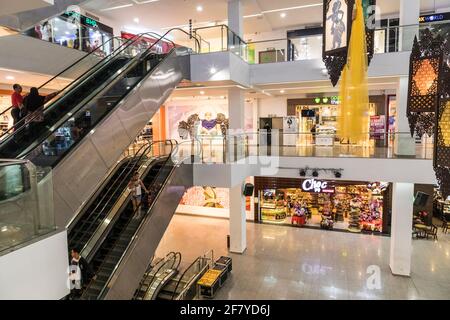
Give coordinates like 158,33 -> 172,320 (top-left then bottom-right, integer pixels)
67,140 -> 195,300
133,252 -> 181,301
0,29 -> 195,227
67,155 -> 143,252
80,157 -> 170,300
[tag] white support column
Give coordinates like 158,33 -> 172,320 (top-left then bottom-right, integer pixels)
394,76 -> 416,156
228,87 -> 245,130
399,0 -> 420,51
227,0 -> 243,37
229,183 -> 246,253
390,182 -> 414,276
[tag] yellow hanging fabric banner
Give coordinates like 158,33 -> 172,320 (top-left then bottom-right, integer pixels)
338,0 -> 370,145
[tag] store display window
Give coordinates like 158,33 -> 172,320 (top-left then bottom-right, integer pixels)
257,178 -> 388,234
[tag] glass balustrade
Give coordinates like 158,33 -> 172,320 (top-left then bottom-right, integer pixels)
0,160 -> 55,254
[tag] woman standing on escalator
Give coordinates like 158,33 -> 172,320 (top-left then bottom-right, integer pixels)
128,171 -> 149,219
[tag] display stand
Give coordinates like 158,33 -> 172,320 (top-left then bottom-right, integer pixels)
198,256 -> 232,299
348,198 -> 362,232
315,125 -> 335,146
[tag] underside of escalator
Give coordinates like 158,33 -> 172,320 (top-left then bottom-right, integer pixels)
0,48 -> 167,169
80,158 -> 170,300
67,156 -> 146,252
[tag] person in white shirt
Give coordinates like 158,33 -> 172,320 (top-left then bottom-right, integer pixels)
128,171 -> 148,218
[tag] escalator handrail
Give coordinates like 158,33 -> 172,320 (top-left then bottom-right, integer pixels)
143,252 -> 181,300
93,140 -> 178,299
144,252 -> 181,300
0,30 -> 178,142
0,36 -> 130,134
170,256 -> 205,300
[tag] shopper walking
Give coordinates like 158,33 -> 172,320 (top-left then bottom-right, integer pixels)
10,84 -> 24,128
69,248 -> 94,299
128,171 -> 149,219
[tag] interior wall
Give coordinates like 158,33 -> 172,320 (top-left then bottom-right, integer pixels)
0,230 -> 69,300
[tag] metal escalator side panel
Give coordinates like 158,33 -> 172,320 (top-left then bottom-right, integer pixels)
52,138 -> 110,228
137,48 -> 190,114
101,163 -> 193,300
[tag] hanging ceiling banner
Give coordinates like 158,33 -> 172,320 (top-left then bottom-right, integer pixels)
322,0 -> 355,87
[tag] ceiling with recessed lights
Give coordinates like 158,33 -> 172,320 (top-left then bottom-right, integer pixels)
82,0 -> 450,38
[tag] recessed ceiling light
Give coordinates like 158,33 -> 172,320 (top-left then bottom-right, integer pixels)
200,91 -> 205,95
5,75 -> 14,80
196,5 -> 203,12
210,67 -> 217,74
280,90 -> 285,93
65,31 -> 70,35
134,17 -> 139,23
280,12 -> 287,18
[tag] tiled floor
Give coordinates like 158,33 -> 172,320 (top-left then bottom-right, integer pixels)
155,214 -> 450,300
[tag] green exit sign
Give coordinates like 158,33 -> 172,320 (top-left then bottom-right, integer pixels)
85,17 -> 98,28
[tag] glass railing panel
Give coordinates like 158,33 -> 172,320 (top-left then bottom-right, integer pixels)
190,131 -> 433,162
0,160 -> 55,253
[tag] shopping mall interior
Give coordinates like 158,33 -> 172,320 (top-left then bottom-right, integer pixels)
0,0 -> 449,302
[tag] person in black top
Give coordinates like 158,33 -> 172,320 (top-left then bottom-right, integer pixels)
23,87 -> 58,139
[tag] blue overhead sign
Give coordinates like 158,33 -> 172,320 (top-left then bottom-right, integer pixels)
419,12 -> 450,23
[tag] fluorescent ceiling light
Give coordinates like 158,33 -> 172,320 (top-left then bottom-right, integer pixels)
100,4 -> 133,12
132,0 -> 159,4
5,75 -> 14,80
134,17 -> 139,23
244,2 -> 323,18
262,3 -> 322,14
244,13 -> 263,18
196,5 -> 203,12
280,12 -> 287,18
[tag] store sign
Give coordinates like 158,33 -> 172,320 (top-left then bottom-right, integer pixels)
313,96 -> 340,105
301,179 -> 335,193
419,12 -> 450,23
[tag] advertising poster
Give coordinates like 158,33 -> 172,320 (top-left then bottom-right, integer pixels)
369,115 -> 385,139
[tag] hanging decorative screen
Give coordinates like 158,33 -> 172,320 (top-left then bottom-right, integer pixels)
407,30 -> 445,137
363,0 -> 376,65
322,0 -> 354,87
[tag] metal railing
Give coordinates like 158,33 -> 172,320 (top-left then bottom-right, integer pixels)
190,21 -> 450,64
177,130 -> 434,163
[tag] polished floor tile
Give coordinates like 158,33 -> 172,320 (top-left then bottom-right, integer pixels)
155,214 -> 450,300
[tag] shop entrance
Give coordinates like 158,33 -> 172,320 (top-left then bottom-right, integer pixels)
255,177 -> 390,234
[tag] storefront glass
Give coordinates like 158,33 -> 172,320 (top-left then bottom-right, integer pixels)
258,179 -> 388,233
23,12 -> 114,55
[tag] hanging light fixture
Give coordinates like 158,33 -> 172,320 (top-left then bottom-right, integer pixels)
407,29 -> 445,138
